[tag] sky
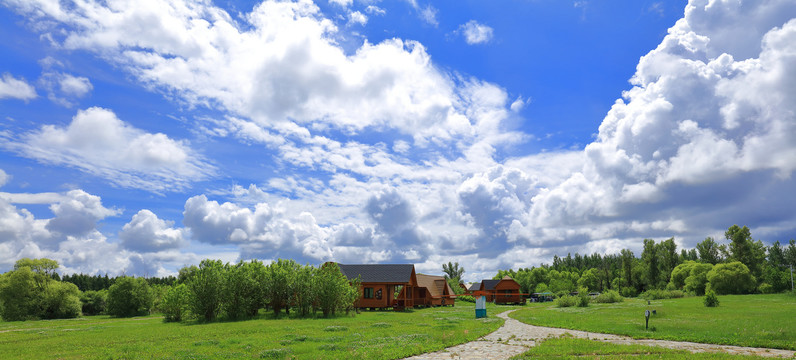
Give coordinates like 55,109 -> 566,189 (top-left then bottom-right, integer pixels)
1,0 -> 795,282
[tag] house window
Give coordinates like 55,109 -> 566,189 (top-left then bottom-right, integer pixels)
364,287 -> 374,299
375,288 -> 382,300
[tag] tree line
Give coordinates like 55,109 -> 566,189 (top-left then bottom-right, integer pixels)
495,225 -> 796,297
0,258 -> 360,322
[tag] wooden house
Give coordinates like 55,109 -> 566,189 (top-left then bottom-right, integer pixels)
337,263 -> 418,310
475,276 -> 526,304
406,274 -> 456,307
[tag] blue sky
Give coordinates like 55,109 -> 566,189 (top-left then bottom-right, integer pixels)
1,0 -> 795,281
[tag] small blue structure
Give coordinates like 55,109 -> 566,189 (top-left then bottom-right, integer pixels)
475,294 -> 486,318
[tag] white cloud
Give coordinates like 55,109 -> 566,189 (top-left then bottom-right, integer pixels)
365,5 -> 385,16
348,10 -> 367,26
510,96 -> 527,112
39,70 -> 93,107
2,107 -> 213,192
120,209 -> 186,252
328,0 -> 352,7
0,73 -> 37,100
419,5 -> 438,26
459,20 -> 494,45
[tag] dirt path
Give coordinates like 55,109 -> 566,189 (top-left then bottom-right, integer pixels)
404,310 -> 796,360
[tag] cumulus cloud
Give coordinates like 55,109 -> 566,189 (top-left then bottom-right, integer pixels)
0,73 -> 37,100
2,107 -> 213,192
348,10 -> 367,26
328,0 -> 352,7
459,20 -> 494,45
120,209 -> 186,252
40,71 -> 92,106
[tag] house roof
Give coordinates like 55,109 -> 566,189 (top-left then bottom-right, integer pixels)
468,282 -> 481,291
481,279 -> 501,291
416,274 -> 452,298
337,264 -> 415,283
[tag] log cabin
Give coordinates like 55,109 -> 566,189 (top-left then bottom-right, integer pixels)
336,263 -> 418,310
474,275 -> 526,304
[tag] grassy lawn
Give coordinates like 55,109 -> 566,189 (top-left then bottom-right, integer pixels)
511,293 -> 796,350
0,302 -> 513,359
510,336 -> 769,359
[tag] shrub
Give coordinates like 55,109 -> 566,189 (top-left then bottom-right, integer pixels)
81,290 -> 107,316
639,289 -> 685,300
592,290 -> 623,303
706,261 -> 756,295
107,277 -> 153,317
619,287 -> 637,298
758,283 -> 775,294
161,284 -> 190,322
458,295 -> 475,303
555,295 -> 578,308
576,287 -> 590,307
41,281 -> 82,319
704,291 -> 720,307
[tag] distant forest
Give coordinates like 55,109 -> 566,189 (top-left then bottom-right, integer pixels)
494,225 -> 795,298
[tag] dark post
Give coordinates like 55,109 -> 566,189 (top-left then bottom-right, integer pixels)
645,310 -> 650,330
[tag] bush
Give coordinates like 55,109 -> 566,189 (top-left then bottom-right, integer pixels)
107,277 -> 153,317
161,284 -> 190,322
758,283 -> 775,294
458,295 -> 475,303
81,290 -> 107,316
639,289 -> 685,300
619,287 -> 637,298
704,291 -> 720,307
555,295 -> 578,308
41,281 -> 82,319
706,261 -> 756,295
576,287 -> 590,307
592,290 -> 623,303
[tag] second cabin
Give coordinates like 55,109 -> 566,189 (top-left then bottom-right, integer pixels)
468,275 -> 526,305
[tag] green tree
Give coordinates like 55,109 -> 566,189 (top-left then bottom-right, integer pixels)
106,277 -> 153,317
266,259 -> 298,316
725,225 -> 766,280
314,263 -> 352,317
683,263 -> 713,295
706,261 -> 756,295
223,260 -> 267,319
41,281 -> 82,319
161,283 -> 190,322
0,267 -> 40,321
577,268 -> 600,292
186,259 -> 225,321
696,237 -> 722,264
442,262 -> 464,281
290,264 -> 315,317
657,238 -> 680,285
641,239 -> 660,289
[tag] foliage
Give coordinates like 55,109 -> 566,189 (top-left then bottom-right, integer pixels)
107,276 -> 153,317
80,289 -> 107,316
512,294 -> 796,350
314,263 -> 352,317
458,295 -> 475,302
186,259 -> 225,321
696,237 -> 723,265
0,266 -> 41,321
266,259 -> 298,316
639,289 -> 685,300
442,261 -> 464,281
554,295 -> 578,307
161,283 -> 190,322
223,260 -> 267,319
703,291 -> 719,307
41,281 -> 82,319
705,261 -> 755,295
592,290 -> 623,303
725,225 -> 767,280
576,268 -> 600,292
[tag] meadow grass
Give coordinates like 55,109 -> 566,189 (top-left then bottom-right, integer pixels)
0,302 -> 513,359
510,336 -> 769,359
511,293 -> 796,350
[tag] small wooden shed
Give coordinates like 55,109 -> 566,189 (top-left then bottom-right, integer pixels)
337,263 -> 418,310
476,276 -> 525,304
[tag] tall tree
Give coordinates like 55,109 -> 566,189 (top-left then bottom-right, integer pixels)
186,259 -> 225,321
725,225 -> 766,279
641,239 -> 659,289
442,262 -> 464,281
696,237 -> 722,264
657,237 -> 680,285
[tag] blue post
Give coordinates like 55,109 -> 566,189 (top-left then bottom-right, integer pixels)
475,295 -> 486,318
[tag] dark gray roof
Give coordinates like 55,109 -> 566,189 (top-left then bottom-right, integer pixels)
481,279 -> 500,291
337,264 -> 414,283
468,282 -> 481,291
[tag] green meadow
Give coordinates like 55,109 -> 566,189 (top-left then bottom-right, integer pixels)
510,336 -> 769,359
511,293 -> 796,350
0,302 -> 510,360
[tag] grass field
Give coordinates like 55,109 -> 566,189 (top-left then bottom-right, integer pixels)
0,302 -> 511,359
511,293 -> 796,350
510,336 -> 770,359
